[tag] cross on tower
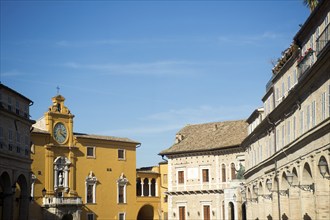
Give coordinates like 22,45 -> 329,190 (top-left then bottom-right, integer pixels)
56,86 -> 60,95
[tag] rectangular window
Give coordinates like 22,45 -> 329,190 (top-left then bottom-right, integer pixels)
24,105 -> 28,118
322,92 -> 326,120
118,149 -> 125,160
119,213 -> 125,220
16,132 -> 20,143
24,135 -> 29,147
281,82 -> 285,97
16,100 -> 20,115
300,111 -> 304,135
222,164 -> 226,182
87,213 -> 94,220
8,130 -> 13,142
164,195 -> 168,203
8,96 -> 12,111
293,69 -> 297,85
287,120 -> 290,144
86,147 -> 95,158
86,184 -> 94,203
306,105 -> 311,130
178,171 -> 184,184
288,76 -> 291,90
179,206 -> 186,220
203,205 -> 211,220
202,169 -> 209,182
312,101 -> 316,127
231,163 -> 236,179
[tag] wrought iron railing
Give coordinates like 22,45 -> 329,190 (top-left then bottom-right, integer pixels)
297,49 -> 314,79
316,23 -> 329,55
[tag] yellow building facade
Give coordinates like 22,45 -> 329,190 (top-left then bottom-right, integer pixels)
135,162 -> 168,220
29,94 -> 141,220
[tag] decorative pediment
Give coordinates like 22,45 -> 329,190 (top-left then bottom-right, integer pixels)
86,171 -> 97,183
117,173 -> 128,185
49,95 -> 71,114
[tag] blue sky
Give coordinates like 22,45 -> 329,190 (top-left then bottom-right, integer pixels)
1,0 -> 309,167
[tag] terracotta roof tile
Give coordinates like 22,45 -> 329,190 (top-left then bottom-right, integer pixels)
160,120 -> 248,155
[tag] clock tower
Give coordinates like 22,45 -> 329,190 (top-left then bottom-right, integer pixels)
46,94 -> 74,146
39,94 -> 78,200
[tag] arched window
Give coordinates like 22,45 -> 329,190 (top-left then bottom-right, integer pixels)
222,164 -> 226,182
143,178 -> 149,197
117,173 -> 128,204
151,178 -> 156,196
231,163 -> 236,180
136,178 -> 142,196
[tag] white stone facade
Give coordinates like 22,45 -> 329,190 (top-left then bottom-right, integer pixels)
167,150 -> 245,220
243,2 -> 330,220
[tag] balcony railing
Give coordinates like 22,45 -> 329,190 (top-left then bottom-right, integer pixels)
173,182 -> 230,192
297,49 -> 314,79
316,23 -> 329,55
43,196 -> 82,207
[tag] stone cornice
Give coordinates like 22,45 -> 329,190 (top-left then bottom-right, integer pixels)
165,189 -> 224,196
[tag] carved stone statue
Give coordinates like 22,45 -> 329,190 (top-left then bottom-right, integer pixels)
236,163 -> 245,179
59,172 -> 63,186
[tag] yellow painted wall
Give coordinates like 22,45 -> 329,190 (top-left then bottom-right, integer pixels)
29,95 -> 140,220
75,138 -> 137,220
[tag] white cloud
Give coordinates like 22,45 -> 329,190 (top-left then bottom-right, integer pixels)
1,69 -> 23,77
100,124 -> 182,136
62,60 -> 204,76
101,105 -> 252,137
143,105 -> 250,123
218,31 -> 283,46
55,39 -> 124,47
55,37 -> 210,48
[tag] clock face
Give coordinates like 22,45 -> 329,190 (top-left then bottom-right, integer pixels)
53,122 -> 67,144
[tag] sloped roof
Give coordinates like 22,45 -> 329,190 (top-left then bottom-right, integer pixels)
31,118 -> 139,144
159,120 -> 248,155
74,133 -> 140,144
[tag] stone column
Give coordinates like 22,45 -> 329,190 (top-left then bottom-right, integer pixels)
148,179 -> 151,197
69,150 -> 77,196
45,145 -> 54,195
141,181 -> 144,197
155,181 -> 158,197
